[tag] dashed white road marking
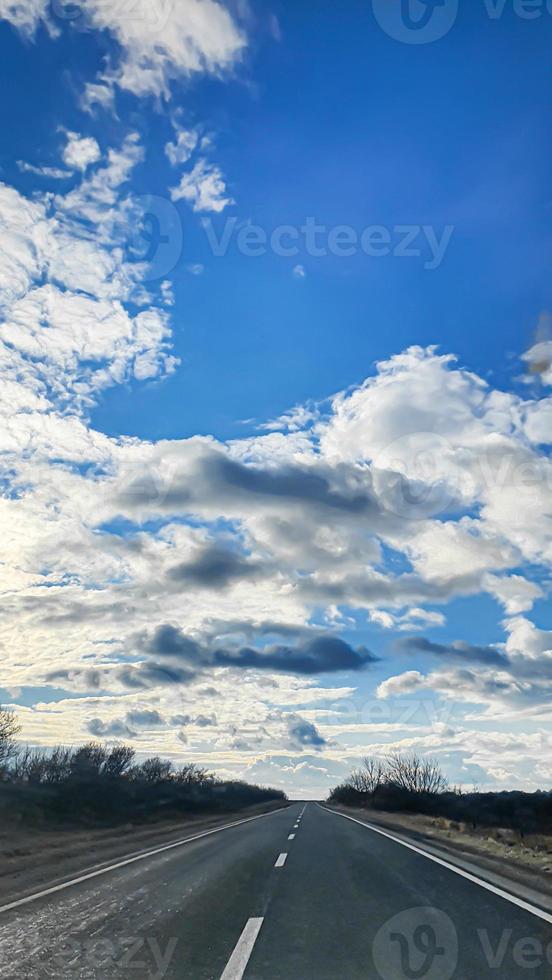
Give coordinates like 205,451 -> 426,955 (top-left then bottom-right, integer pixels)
288,834 -> 295,840
0,808 -> 285,915
220,917 -> 264,980
274,853 -> 288,868
319,805 -> 552,925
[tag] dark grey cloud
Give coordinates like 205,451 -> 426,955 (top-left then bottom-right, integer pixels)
399,636 -> 510,668
286,714 -> 327,750
115,447 -> 383,522
87,717 -> 136,738
125,708 -> 165,727
47,628 -> 377,697
195,714 -> 217,727
139,624 -> 203,661
203,454 -> 379,515
87,709 -> 167,738
213,635 -> 377,675
47,668 -> 104,690
170,713 -> 192,726
167,544 -> 263,590
114,662 -> 197,688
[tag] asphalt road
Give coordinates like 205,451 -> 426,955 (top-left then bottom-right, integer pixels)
0,802 -> 551,979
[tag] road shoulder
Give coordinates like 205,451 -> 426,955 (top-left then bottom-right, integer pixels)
0,801 -> 289,908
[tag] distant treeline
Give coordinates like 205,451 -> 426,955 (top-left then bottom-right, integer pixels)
0,708 -> 287,826
329,754 -> 552,837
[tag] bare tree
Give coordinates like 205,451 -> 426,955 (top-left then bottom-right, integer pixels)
11,746 -> 44,782
362,757 -> 386,794
174,763 -> 211,786
103,745 -> 135,779
43,746 -> 72,783
349,757 -> 385,795
13,746 -> 73,784
385,753 -> 447,794
70,743 -> 108,779
0,707 -> 21,771
132,757 -> 173,783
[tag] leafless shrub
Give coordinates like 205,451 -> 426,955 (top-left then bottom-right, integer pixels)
0,707 -> 21,771
131,756 -> 173,783
384,753 -> 447,794
349,757 -> 386,795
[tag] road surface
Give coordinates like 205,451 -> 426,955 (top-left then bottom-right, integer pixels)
0,802 -> 550,978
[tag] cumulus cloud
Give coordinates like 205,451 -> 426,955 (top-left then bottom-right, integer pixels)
125,708 -> 165,728
87,717 -> 136,738
167,544 -> 264,590
484,573 -> 544,615
286,714 -> 327,750
62,132 -> 101,171
213,636 -> 377,675
398,636 -> 510,669
379,623 -> 552,716
0,132 -> 177,415
170,158 -> 233,212
0,285 -> 551,791
165,127 -> 199,166
1,0 -> 246,100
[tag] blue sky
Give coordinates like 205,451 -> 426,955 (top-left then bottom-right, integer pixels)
0,0 -> 551,796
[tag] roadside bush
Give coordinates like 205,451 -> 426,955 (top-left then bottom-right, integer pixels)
0,713 -> 287,827
328,754 -> 552,836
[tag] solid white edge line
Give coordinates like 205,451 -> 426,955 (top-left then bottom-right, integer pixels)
288,834 -> 295,840
0,808 -> 286,915
318,805 -> 552,925
220,917 -> 264,980
274,853 -> 288,867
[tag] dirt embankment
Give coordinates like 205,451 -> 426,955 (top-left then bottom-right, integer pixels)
0,800 -> 289,905
328,804 -> 552,898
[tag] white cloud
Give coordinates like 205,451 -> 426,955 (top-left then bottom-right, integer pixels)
170,158 -> 233,212
0,0 -> 54,36
80,81 -> 116,115
484,573 -> 544,615
370,608 -> 446,631
0,133 -> 177,418
1,0 -> 246,100
17,161 -> 71,179
165,127 -> 199,166
259,404 -> 318,433
62,132 -> 101,171
521,311 -> 552,385
293,264 -> 306,279
0,248 -> 551,792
